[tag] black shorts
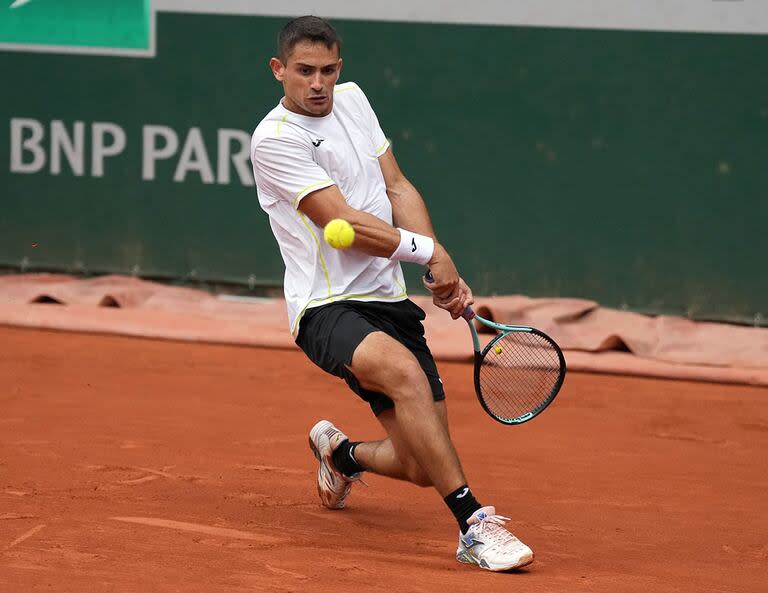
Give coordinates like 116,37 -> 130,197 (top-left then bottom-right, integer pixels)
295,299 -> 445,416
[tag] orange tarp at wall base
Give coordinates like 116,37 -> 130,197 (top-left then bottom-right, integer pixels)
1,274 -> 766,386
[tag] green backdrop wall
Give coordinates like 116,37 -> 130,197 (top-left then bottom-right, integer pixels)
1,13 -> 766,323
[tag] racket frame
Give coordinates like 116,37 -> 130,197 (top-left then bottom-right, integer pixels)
421,270 -> 565,425
467,314 -> 567,425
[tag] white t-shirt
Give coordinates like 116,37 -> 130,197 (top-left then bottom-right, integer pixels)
251,81 -> 408,336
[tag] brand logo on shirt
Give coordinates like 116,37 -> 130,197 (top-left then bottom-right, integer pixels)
312,138 -> 324,147
411,238 -> 417,252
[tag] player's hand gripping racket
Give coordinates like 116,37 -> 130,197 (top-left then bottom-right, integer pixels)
426,271 -> 566,425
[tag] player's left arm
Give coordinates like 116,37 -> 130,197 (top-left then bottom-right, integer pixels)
378,148 -> 436,239
378,148 -> 473,318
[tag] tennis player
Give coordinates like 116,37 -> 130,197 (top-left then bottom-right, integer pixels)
250,16 -> 533,572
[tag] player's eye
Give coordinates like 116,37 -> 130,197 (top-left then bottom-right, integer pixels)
300,67 -> 312,75
322,67 -> 335,75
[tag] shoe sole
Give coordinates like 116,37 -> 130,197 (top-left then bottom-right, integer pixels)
308,435 -> 322,461
456,550 -> 534,572
308,420 -> 346,510
308,420 -> 331,462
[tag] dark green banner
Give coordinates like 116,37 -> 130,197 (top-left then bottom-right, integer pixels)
1,13 -> 766,323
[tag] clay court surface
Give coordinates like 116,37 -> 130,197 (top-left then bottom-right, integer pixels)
1,326 -> 766,592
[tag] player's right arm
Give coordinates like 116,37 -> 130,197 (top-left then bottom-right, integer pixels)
296,185 -> 402,257
252,129 -> 403,257
299,186 -> 469,319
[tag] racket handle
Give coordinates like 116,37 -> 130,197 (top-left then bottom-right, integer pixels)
423,270 -> 475,320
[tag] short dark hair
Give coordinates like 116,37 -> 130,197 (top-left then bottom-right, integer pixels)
277,16 -> 341,62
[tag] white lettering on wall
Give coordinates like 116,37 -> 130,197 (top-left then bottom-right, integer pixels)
9,120 -> 254,185
50,120 -> 85,176
10,118 -> 46,173
142,125 -> 179,181
92,122 -> 127,177
217,128 -> 254,186
174,127 -> 214,184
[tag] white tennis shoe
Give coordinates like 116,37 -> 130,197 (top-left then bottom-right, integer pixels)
308,420 -> 361,509
456,506 -> 534,571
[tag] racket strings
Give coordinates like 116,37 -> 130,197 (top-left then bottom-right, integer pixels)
479,332 -> 562,421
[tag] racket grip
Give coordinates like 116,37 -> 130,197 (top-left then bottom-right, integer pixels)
423,270 -> 475,320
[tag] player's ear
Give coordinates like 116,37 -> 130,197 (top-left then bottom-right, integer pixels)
269,57 -> 285,81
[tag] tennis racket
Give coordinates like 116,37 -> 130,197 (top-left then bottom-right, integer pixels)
425,272 -> 566,425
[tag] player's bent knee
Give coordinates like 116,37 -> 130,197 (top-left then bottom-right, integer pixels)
351,333 -> 431,399
357,358 -> 431,404
385,361 -> 432,403
383,357 -> 422,385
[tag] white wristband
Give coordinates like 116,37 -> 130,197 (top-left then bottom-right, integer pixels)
389,228 -> 435,266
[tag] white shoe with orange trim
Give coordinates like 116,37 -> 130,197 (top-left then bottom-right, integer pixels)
308,420 -> 361,510
456,506 -> 534,571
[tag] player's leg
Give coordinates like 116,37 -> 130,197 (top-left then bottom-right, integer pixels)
299,301 -> 533,570
351,401 -> 450,487
335,331 -> 535,571
346,330 -> 466,495
300,303 -> 404,510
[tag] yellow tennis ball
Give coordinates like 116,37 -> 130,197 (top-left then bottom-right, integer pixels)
494,345 -> 503,354
324,218 -> 355,249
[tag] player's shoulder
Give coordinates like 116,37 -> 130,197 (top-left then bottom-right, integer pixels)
332,81 -> 379,124
334,81 -> 362,96
251,103 -> 306,153
333,81 -> 369,108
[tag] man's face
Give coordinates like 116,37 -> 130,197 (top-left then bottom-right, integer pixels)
270,41 -> 342,117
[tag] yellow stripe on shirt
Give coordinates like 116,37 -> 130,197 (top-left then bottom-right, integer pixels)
294,209 -> 332,299
375,139 -> 390,156
293,179 -> 334,209
275,114 -> 288,136
334,83 -> 358,94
